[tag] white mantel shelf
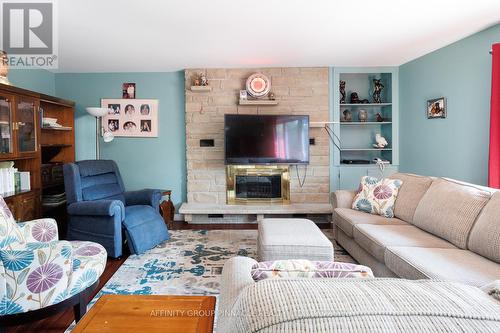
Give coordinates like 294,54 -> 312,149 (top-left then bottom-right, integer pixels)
180,203 -> 333,223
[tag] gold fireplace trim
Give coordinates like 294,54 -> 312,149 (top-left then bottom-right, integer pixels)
226,165 -> 290,205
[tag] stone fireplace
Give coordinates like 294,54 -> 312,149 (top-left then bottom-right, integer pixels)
184,67 -> 330,207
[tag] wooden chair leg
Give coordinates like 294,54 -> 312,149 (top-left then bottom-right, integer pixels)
73,292 -> 87,322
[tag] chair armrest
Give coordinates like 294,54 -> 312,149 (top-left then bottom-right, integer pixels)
331,190 -> 357,209
0,241 -> 73,314
218,256 -> 258,333
67,200 -> 125,220
124,189 -> 162,210
18,218 -> 59,243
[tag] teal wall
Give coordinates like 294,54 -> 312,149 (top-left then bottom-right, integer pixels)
54,72 -> 186,206
400,24 -> 500,185
8,69 -> 55,95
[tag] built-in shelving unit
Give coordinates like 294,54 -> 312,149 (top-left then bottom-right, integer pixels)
330,67 -> 399,190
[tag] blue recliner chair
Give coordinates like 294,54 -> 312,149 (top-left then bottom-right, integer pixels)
63,160 -> 169,258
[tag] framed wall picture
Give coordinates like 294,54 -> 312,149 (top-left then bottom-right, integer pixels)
101,98 -> 158,137
122,83 -> 136,99
427,97 -> 446,119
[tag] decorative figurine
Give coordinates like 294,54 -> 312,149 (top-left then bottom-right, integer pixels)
373,133 -> 389,148
350,92 -> 369,104
340,80 -> 346,104
193,78 -> 200,86
268,92 -> 276,100
358,109 -> 368,122
0,51 -> 10,85
342,109 -> 352,122
376,113 -> 384,122
200,72 -> 208,86
372,79 -> 384,103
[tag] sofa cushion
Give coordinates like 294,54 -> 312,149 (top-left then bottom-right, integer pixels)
385,247 -> 500,287
388,173 -> 433,223
334,208 -> 408,238
352,176 -> 403,218
353,224 -> 456,262
412,178 -> 492,249
468,191 -> 500,263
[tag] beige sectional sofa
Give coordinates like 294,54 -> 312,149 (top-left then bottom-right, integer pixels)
332,173 -> 500,286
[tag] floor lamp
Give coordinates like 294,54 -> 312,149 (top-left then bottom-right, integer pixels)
86,107 -> 114,159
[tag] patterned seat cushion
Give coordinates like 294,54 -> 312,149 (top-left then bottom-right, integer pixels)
251,260 -> 373,281
68,241 -> 107,297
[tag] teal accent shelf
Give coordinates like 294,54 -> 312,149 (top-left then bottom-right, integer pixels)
330,67 -> 399,191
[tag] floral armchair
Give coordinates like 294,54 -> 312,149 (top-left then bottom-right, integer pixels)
0,197 -> 107,328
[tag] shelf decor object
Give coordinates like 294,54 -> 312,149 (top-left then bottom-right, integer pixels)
246,73 -> 271,98
0,51 -> 9,85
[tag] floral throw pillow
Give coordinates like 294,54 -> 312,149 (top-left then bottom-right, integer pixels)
352,176 -> 403,218
251,260 -> 373,282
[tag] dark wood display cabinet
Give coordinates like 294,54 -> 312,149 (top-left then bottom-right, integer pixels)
0,83 -> 75,231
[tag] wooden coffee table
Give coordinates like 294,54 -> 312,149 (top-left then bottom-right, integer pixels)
72,295 -> 216,333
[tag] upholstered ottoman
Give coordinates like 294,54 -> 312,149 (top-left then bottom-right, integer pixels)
258,218 -> 334,261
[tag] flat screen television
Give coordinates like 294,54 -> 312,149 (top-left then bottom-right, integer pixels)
224,114 -> 309,165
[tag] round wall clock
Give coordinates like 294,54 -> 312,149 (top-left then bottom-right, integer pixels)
246,73 -> 271,98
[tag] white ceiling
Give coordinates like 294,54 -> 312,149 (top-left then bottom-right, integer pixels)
57,0 -> 500,72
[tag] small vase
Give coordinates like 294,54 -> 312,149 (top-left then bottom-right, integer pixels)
358,109 -> 367,122
0,51 -> 10,85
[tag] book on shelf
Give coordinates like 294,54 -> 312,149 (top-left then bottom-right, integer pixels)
0,161 -> 30,195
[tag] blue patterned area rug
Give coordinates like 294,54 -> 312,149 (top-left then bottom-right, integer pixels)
66,229 -> 354,331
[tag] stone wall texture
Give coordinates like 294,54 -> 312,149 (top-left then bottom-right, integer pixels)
185,67 -> 330,204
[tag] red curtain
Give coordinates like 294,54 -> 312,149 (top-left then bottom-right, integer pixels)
489,43 -> 500,188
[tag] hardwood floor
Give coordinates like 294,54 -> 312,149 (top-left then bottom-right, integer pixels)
6,220 -> 331,332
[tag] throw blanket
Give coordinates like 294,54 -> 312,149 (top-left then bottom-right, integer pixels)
223,278 -> 500,332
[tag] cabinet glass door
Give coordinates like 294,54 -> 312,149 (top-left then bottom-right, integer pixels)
0,95 -> 13,155
16,99 -> 37,153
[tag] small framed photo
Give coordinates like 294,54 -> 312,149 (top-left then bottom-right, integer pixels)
239,90 -> 248,100
427,97 -> 446,119
122,83 -> 136,99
